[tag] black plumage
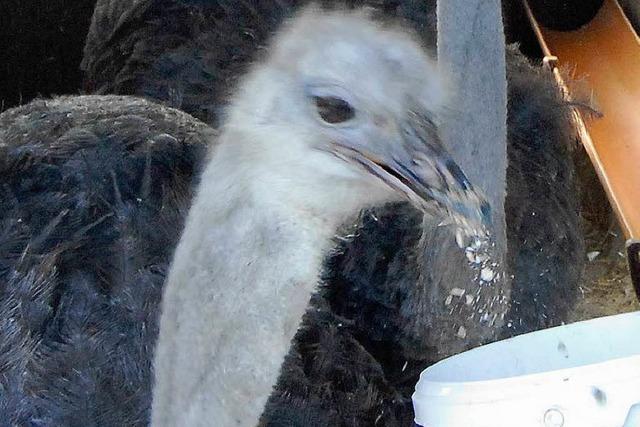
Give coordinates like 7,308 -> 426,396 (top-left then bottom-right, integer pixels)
0,1 -> 583,426
82,0 -> 437,126
0,96 -> 211,426
501,49 -> 583,337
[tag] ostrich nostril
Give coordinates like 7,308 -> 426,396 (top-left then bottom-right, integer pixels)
480,200 -> 492,225
445,158 -> 471,191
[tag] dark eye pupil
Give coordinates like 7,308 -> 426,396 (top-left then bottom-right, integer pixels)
314,96 -> 355,124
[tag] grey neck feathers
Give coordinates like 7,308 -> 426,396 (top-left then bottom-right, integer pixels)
151,141 -> 337,426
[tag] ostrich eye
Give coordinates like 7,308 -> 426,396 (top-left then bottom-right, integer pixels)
314,96 -> 355,124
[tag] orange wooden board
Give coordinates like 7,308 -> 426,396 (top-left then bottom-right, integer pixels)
526,0 -> 640,241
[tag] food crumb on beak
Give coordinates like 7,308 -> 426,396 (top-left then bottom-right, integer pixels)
480,267 -> 495,282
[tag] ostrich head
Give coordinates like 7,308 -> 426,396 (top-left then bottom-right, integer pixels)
220,6 -> 490,234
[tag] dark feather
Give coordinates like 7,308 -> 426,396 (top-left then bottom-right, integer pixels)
0,1 -> 583,425
0,96 -> 211,426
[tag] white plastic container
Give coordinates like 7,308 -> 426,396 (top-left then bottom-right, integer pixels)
412,311 -> 640,427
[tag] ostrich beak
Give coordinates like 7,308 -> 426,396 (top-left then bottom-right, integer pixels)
330,111 -> 491,236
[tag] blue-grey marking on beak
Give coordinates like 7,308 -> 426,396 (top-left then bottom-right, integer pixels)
387,111 -> 492,231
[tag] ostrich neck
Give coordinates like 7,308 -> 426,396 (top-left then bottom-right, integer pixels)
152,159 -> 336,427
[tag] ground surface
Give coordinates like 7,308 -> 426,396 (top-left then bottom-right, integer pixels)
570,151 -> 639,322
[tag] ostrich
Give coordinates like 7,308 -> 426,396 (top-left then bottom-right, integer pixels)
150,8 -> 504,426
0,2 -> 584,426
81,7 -> 583,423
82,0 -> 583,341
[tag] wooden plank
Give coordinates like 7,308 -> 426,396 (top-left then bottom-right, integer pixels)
524,0 -> 640,297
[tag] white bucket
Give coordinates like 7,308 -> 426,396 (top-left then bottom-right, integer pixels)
412,311 -> 640,427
